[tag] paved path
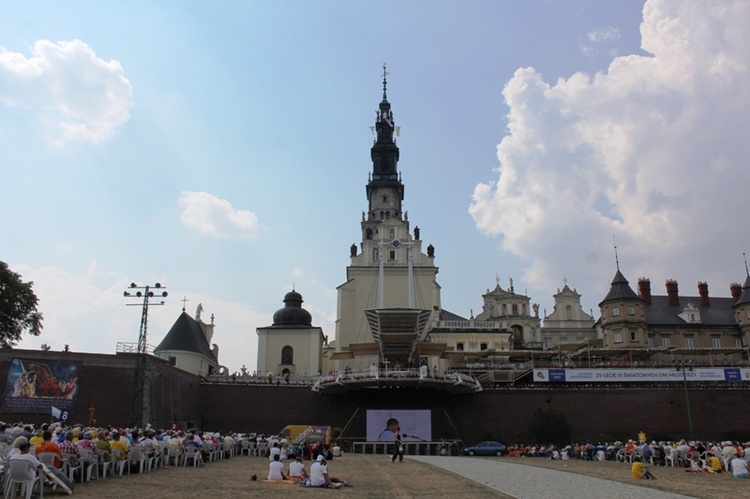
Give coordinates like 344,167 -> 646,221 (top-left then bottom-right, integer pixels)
409,456 -> 695,499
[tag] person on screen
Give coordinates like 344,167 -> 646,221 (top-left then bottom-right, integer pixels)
378,418 -> 400,441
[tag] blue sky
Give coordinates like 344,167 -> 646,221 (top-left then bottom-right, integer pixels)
2,1 -> 748,373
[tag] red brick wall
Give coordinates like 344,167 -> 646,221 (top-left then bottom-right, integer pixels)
2,350 -> 745,443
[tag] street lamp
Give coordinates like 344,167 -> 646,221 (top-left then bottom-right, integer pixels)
124,282 -> 167,427
677,360 -> 695,442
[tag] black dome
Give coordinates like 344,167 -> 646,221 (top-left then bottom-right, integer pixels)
272,290 -> 312,326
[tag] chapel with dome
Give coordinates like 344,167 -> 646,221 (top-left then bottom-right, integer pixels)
256,289 -> 325,378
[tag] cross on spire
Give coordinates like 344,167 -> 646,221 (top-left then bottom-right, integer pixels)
382,63 -> 389,101
180,296 -> 189,312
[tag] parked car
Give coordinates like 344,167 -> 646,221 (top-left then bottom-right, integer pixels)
464,441 -> 507,456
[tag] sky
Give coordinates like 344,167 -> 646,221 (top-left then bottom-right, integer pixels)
2,0 -> 748,374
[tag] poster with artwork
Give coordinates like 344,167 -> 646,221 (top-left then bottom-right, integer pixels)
2,358 -> 81,419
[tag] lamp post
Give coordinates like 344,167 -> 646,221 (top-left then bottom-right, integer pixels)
124,282 -> 167,427
677,360 -> 695,442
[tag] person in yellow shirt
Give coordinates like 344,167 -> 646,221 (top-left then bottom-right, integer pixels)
706,454 -> 723,473
109,431 -> 129,460
631,456 -> 656,479
29,429 -> 44,446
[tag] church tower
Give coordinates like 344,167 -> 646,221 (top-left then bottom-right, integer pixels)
333,69 -> 442,370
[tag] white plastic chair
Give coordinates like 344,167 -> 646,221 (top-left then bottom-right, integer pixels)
110,449 -> 129,476
97,452 -> 113,479
664,447 -> 675,467
62,454 -> 83,484
78,448 -> 98,481
5,459 -> 42,499
166,445 -> 183,466
128,446 -> 148,473
183,447 -> 201,467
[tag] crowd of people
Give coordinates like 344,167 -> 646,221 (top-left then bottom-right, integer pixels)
502,438 -> 750,479
0,421 -> 354,495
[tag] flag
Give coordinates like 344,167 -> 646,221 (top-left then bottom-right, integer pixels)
51,406 -> 62,419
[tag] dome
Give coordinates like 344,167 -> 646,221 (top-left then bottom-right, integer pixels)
272,290 -> 312,326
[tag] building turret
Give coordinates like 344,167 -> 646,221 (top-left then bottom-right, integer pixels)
599,269 -> 647,349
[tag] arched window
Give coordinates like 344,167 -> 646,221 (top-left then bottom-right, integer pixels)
281,346 -> 293,365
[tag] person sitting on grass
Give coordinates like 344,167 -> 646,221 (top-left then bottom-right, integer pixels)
267,453 -> 287,481
685,455 -> 704,473
631,456 -> 656,480
288,455 -> 309,482
706,454 -> 723,473
309,455 -> 348,488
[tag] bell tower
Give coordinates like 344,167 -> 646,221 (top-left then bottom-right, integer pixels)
333,68 -> 442,370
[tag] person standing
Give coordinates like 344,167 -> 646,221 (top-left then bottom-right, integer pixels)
391,429 -> 404,463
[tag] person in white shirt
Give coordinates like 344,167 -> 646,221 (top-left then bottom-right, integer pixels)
269,442 -> 281,462
309,455 -> 345,488
288,455 -> 308,482
731,451 -> 749,478
267,454 -> 287,481
8,441 -> 43,481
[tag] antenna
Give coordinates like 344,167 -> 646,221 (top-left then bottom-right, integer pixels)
613,236 -> 620,271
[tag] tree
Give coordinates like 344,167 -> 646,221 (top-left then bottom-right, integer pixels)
525,407 -> 572,447
0,261 -> 43,348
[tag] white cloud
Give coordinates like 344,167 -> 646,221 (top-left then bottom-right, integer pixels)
178,191 -> 262,240
470,0 -> 750,302
588,26 -> 621,42
0,39 -> 133,144
12,263 -> 265,373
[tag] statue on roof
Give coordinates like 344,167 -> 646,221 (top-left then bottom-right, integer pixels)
196,303 -> 204,321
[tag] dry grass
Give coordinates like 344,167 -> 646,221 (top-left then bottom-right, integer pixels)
47,454 -> 745,498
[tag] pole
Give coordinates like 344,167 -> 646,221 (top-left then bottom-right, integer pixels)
680,363 -> 695,442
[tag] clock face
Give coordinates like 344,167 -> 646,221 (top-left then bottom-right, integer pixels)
391,240 -> 401,248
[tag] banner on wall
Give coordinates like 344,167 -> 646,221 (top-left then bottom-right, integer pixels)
532,368 -> 748,383
2,358 -> 81,419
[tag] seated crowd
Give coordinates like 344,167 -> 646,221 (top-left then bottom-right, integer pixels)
0,420 -> 350,494
503,438 -> 750,478
0,420 -> 267,494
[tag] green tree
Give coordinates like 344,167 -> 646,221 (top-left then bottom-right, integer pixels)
525,407 -> 572,447
0,261 -> 43,348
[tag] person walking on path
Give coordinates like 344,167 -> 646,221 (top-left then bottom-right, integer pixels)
391,429 -> 404,463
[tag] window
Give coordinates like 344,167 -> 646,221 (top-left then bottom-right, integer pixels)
630,330 -> 638,342
647,336 -> 654,348
389,250 -> 396,260
613,331 -> 622,343
169,357 -> 177,366
281,345 -> 294,365
480,343 -> 488,351
456,343 -> 464,351
662,337 -> 671,348
735,337 -> 743,348
684,337 -> 694,349
612,307 -> 620,316
712,337 -> 721,348
628,306 -> 635,316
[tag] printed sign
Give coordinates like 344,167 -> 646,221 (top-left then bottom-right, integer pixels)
2,358 -> 81,417
533,368 -> 743,383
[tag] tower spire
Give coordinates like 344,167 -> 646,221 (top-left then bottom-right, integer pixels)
382,63 -> 389,102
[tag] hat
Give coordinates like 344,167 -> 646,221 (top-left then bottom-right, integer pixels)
317,455 -> 325,462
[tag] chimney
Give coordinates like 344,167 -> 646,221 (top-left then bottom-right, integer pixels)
697,281 -> 709,306
638,278 -> 652,305
731,282 -> 742,303
666,279 -> 679,306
